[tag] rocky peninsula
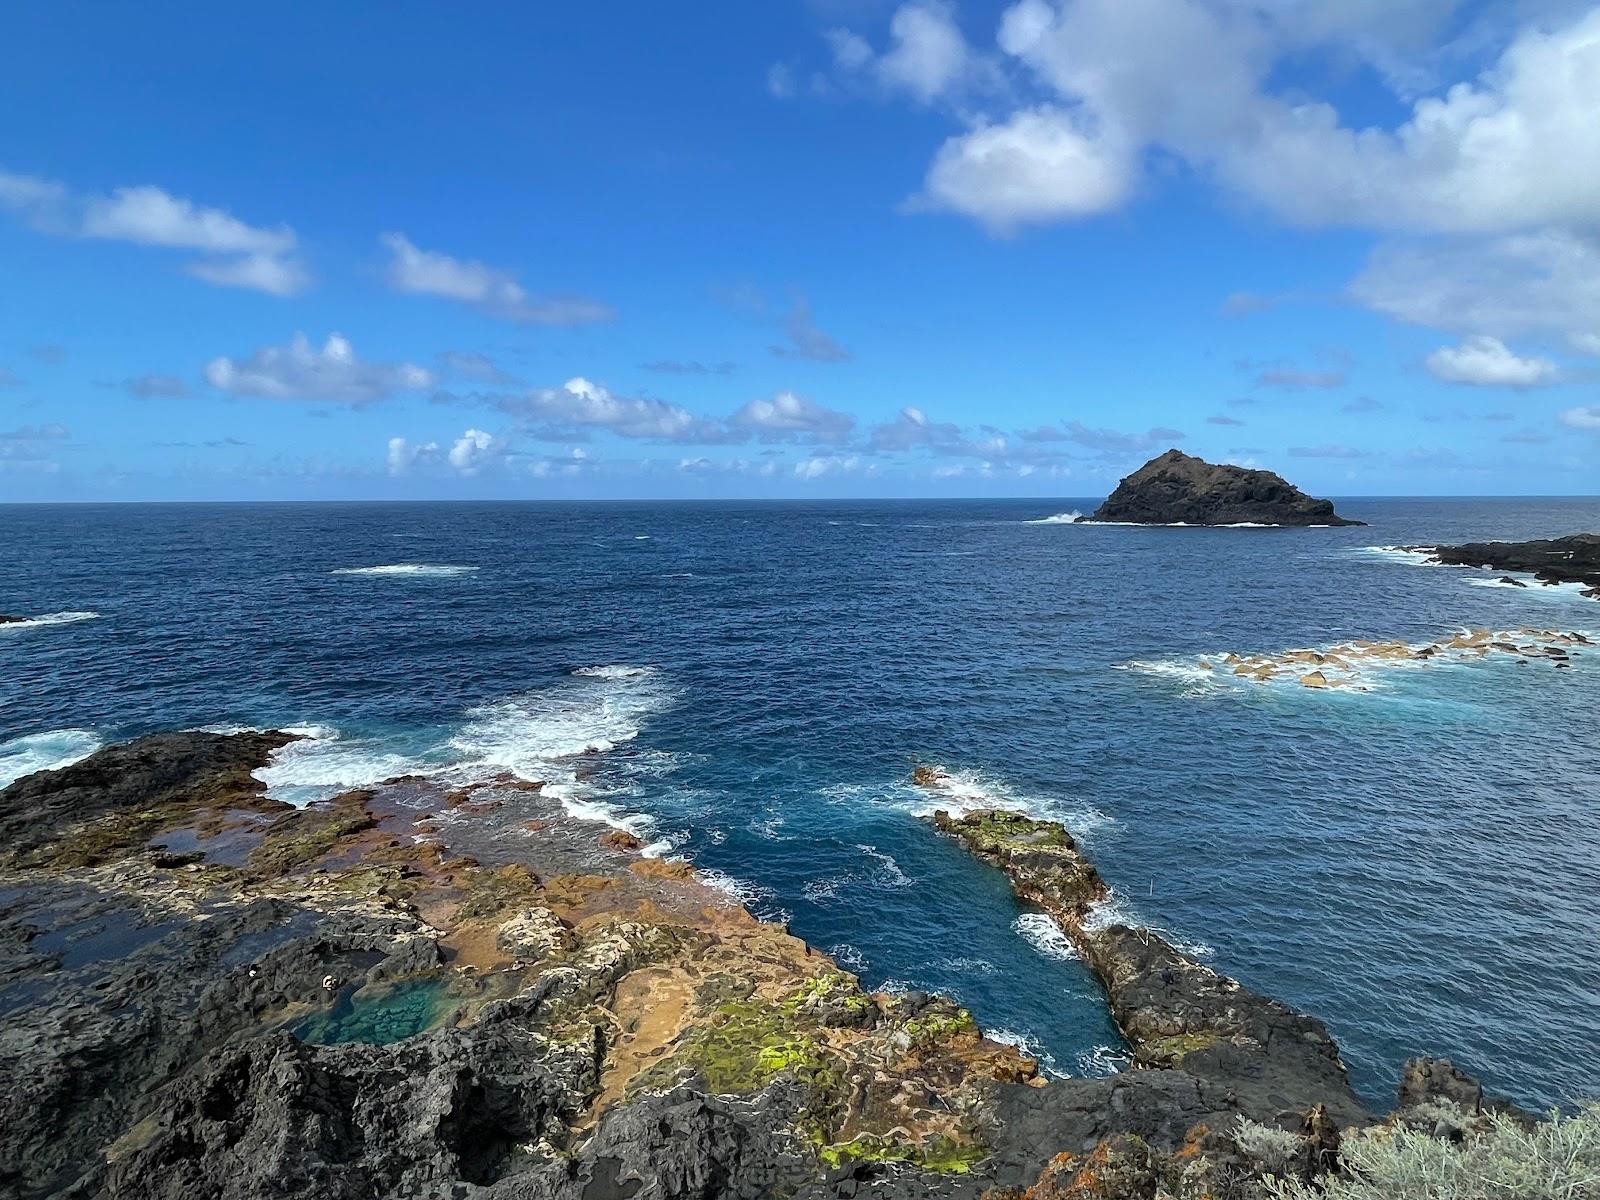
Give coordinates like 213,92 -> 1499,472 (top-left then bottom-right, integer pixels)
1407,534 -> 1600,599
0,735 -> 1547,1198
1077,450 -> 1365,527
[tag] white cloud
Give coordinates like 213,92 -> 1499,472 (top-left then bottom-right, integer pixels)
1424,335 -> 1561,387
205,333 -> 435,404
878,1 -> 1600,236
1559,405 -> 1600,429
877,2 -> 974,102
1351,230 -> 1600,346
0,169 -> 308,295
826,3 -> 990,103
386,436 -> 438,476
447,429 -> 499,474
728,391 -> 856,442
380,233 -> 613,326
503,377 -> 723,442
916,106 -> 1131,233
794,453 -> 862,479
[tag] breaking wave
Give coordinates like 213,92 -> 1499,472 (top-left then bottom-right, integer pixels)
1,611 -> 102,631
1013,913 -> 1078,961
1024,511 -> 1083,525
0,729 -> 103,788
330,564 -> 479,577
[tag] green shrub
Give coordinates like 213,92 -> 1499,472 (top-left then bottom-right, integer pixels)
1265,1102 -> 1600,1200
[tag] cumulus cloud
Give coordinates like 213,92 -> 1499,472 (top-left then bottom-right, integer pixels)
1560,406 -> 1600,430
499,377 -> 724,442
124,374 -> 190,399
794,453 -> 864,480
915,106 -> 1131,233
447,429 -> 500,474
1424,335 -> 1561,387
728,391 -> 856,442
386,436 -> 438,476
838,1 -> 1600,240
205,333 -> 435,404
0,169 -> 308,295
380,233 -> 613,326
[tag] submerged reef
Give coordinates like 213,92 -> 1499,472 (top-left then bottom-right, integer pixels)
0,734 -> 1568,1199
1077,450 -> 1365,527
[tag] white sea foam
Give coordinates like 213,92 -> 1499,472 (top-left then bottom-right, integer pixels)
330,564 -> 479,577
253,729 -> 420,807
1078,1044 -> 1133,1076
0,611 -> 102,631
829,943 -> 868,972
1352,545 -> 1436,566
1082,893 -> 1214,958
0,729 -> 103,788
900,766 -> 1112,838
1024,511 -> 1084,525
940,956 -> 997,976
1468,575 -> 1593,600
855,843 -> 911,887
1013,913 -> 1078,961
984,1027 -> 1063,1076
571,664 -> 658,680
700,869 -> 788,923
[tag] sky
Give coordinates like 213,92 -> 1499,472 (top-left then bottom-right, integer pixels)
1,0 -> 1597,501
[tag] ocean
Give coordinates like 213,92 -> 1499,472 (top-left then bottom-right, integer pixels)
3,497 -> 1598,1110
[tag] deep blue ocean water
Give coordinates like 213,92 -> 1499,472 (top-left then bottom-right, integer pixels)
3,498 -> 1599,1110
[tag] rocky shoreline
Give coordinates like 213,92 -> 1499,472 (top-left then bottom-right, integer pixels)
0,735 -> 1547,1198
1405,534 -> 1600,599
1077,450 -> 1364,527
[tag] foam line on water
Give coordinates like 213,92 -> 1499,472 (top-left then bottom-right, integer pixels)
0,611 -> 102,631
1023,511 -> 1083,524
0,729 -> 103,788
330,564 -> 479,577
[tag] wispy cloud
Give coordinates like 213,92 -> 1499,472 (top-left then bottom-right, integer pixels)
380,232 -> 613,326
770,294 -> 851,362
0,168 -> 308,295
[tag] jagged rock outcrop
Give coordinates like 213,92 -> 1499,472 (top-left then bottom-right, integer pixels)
929,807 -> 1367,1125
1077,450 -> 1364,527
1413,533 -> 1600,597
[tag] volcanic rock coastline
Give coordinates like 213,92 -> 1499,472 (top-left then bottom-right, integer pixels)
1407,533 -> 1600,599
0,733 -> 1543,1199
1077,450 -> 1365,527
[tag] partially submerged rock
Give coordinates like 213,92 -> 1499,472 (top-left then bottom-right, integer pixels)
1412,533 -> 1600,596
1077,450 -> 1365,527
928,804 -> 1367,1127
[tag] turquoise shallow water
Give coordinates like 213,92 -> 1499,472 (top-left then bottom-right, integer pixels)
294,978 -> 454,1046
3,497 -> 1599,1107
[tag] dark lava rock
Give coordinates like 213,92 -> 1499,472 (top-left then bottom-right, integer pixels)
1419,533 -> 1600,592
0,730 -> 297,861
1077,450 -> 1364,527
1397,1057 -> 1534,1128
0,613 -> 28,624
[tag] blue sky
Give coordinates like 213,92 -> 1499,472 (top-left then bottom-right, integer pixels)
1,0 -> 1597,501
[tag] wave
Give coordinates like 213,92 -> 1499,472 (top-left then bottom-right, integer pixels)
1013,913 -> 1078,961
330,564 -> 479,577
0,611 -> 102,631
699,869 -> 790,923
1351,545 -> 1436,566
1024,511 -> 1083,525
899,765 -> 1112,837
1468,575 -> 1593,600
854,843 -> 911,887
254,663 -> 677,839
984,1026 -> 1063,1077
0,729 -> 103,788
571,664 -> 658,680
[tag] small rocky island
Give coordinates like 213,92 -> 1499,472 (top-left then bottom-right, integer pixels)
1409,533 -> 1600,599
1077,450 -> 1365,527
0,734 -> 1560,1199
